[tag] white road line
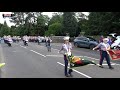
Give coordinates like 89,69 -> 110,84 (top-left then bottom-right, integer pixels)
89,63 -> 116,65
46,55 -> 63,57
82,56 -> 120,65
30,50 -> 46,57
57,62 -> 92,78
20,45 -> 27,49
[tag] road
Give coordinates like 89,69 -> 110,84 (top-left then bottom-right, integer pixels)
0,42 -> 120,78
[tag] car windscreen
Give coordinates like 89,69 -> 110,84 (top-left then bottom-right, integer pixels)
87,37 -> 96,41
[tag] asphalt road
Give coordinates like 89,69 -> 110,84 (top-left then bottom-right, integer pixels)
1,42 -> 120,78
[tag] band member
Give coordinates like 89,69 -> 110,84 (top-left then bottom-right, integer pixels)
58,36 -> 73,77
23,35 -> 29,46
37,36 -> 42,45
93,38 -> 114,69
7,35 -> 13,47
46,37 -> 52,52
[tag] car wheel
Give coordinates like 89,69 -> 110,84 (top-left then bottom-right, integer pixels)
90,45 -> 95,50
74,43 -> 79,47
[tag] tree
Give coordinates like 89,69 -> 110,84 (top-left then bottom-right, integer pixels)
0,21 -> 10,36
48,13 -> 63,26
62,12 -> 78,37
36,15 -> 49,36
86,12 -> 120,35
45,22 -> 62,36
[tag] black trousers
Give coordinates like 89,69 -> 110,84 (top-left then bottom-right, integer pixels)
99,50 -> 112,67
64,55 -> 73,75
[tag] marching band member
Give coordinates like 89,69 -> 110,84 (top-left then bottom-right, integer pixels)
46,37 -> 52,52
7,35 -> 13,47
93,38 -> 114,69
23,35 -> 29,46
58,36 -> 73,77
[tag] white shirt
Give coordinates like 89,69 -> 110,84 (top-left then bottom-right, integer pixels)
60,43 -> 72,55
23,36 -> 28,41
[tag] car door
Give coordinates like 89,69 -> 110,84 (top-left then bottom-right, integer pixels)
76,37 -> 84,47
81,38 -> 90,47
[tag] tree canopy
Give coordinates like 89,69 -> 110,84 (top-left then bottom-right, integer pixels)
0,12 -> 120,37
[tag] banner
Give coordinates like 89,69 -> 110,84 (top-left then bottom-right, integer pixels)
108,50 -> 120,60
68,56 -> 96,68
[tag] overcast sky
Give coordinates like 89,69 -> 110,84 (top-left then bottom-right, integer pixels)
0,12 -> 89,27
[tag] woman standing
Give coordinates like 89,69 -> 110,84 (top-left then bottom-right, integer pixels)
58,36 -> 73,77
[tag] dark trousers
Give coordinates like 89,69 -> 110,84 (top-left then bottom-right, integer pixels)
99,50 -> 112,67
64,55 -> 73,75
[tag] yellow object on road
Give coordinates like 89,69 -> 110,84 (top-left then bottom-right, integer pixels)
0,63 -> 5,68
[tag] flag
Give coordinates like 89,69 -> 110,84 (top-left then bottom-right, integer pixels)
67,55 -> 96,68
108,50 -> 120,60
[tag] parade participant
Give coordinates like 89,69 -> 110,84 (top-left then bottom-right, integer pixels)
99,35 -> 104,43
6,35 -> 13,47
45,36 -> 48,47
3,35 -> 7,44
0,37 -> 1,43
107,36 -> 112,46
16,36 -> 20,43
23,35 -> 29,46
37,36 -> 42,45
58,36 -> 73,77
47,37 -> 52,52
93,38 -> 114,69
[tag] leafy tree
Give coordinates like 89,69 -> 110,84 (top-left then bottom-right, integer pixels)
45,22 -> 62,36
62,12 -> 78,37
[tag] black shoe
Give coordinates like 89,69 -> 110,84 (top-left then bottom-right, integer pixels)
65,75 -> 69,77
99,65 -> 104,68
69,73 -> 73,77
109,67 -> 114,69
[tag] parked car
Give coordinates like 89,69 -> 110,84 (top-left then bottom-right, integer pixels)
73,36 -> 99,49
109,33 -> 120,49
111,36 -> 120,49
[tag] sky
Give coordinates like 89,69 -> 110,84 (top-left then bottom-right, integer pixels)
0,12 -> 89,27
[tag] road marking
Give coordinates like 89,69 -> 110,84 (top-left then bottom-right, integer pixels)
20,45 -> 27,49
57,62 -> 92,78
89,63 -> 117,66
30,50 -> 46,57
46,55 -> 63,57
82,56 -> 120,65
